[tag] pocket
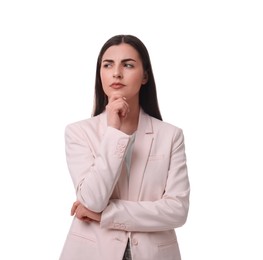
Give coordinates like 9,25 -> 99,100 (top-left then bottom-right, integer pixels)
158,238 -> 177,248
70,231 -> 96,243
157,239 -> 181,260
150,231 -> 181,260
60,229 -> 97,260
148,154 -> 164,161
69,218 -> 97,245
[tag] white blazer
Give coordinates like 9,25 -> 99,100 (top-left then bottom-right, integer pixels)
59,109 -> 190,260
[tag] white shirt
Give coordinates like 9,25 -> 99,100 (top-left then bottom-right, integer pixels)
125,132 -> 136,178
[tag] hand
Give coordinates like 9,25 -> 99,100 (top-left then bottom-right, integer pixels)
106,95 -> 129,130
71,201 -> 101,223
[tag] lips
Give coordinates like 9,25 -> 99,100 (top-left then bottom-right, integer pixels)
110,83 -> 125,89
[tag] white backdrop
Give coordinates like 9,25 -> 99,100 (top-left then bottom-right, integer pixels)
0,0 -> 262,259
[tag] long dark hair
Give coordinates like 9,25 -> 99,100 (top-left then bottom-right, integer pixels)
92,34 -> 162,121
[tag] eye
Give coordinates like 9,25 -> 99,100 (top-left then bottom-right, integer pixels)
102,63 -> 112,68
124,63 -> 134,68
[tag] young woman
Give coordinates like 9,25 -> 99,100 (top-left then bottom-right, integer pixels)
59,34 -> 190,260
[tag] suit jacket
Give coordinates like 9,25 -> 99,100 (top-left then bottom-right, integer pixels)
59,109 -> 190,260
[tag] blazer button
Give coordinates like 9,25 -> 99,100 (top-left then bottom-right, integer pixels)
114,223 -> 120,228
132,238 -> 138,245
120,224 -> 126,230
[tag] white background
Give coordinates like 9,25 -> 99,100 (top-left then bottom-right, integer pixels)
0,0 -> 262,259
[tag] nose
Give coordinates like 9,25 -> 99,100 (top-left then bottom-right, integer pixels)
113,67 -> 123,79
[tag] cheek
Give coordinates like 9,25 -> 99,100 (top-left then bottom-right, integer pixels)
129,70 -> 143,82
100,74 -> 108,95
131,74 -> 144,89
100,71 -> 105,82
100,71 -> 110,86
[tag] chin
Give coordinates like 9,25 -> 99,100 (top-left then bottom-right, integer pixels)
109,90 -> 127,96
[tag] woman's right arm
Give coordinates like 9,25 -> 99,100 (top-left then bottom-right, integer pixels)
65,123 -> 131,212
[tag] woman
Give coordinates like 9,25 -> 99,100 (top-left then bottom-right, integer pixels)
59,34 -> 190,260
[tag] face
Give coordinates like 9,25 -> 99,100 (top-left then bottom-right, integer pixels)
100,43 -> 147,102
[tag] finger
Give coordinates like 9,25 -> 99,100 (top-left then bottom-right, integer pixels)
75,204 -> 88,219
108,94 -> 124,103
107,99 -> 129,117
81,216 -> 92,223
71,201 -> 80,216
114,98 -> 129,112
119,102 -> 129,117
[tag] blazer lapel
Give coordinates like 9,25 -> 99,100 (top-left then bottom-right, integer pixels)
128,110 -> 154,201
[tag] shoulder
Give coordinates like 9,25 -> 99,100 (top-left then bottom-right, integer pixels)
65,114 -> 103,137
148,116 -> 186,149
150,115 -> 183,136
66,116 -> 95,130
143,112 -> 185,147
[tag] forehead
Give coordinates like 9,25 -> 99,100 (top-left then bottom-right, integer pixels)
102,43 -> 141,61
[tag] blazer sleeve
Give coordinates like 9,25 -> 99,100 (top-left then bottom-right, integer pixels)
100,129 -> 190,232
65,123 -> 132,212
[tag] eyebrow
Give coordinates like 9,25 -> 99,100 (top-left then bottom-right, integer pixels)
102,58 -> 137,63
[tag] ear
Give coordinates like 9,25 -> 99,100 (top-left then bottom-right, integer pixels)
142,72 -> 148,85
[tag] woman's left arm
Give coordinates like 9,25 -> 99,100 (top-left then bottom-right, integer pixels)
100,129 -> 190,232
